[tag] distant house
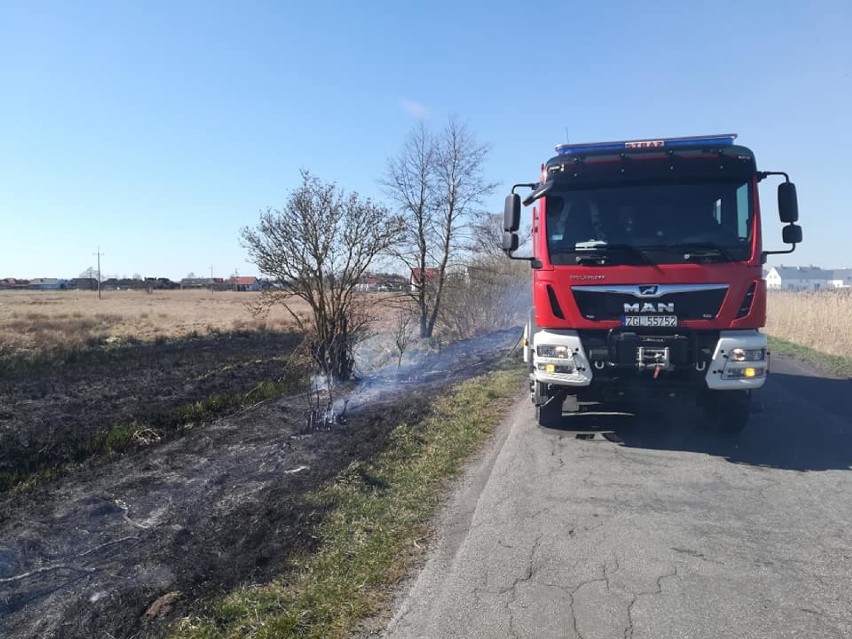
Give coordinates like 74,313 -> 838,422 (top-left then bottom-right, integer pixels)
101,278 -> 149,291
410,267 -> 440,292
27,278 -> 68,291
828,269 -> 852,289
101,278 -> 125,290
69,277 -> 98,290
765,266 -> 850,291
382,274 -> 409,292
180,277 -> 225,290
229,276 -> 261,292
356,273 -> 408,292
356,276 -> 381,292
0,278 -> 29,290
144,277 -> 179,290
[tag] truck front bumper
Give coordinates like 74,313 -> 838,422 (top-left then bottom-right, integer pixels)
703,330 -> 768,390
530,330 -> 593,387
530,328 -> 768,391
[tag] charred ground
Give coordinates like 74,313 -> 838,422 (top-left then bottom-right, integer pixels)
0,328 -> 520,638
0,330 -> 303,485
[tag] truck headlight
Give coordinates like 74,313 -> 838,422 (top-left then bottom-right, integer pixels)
723,366 -> 765,379
537,345 -> 571,359
537,362 -> 576,374
729,347 -> 766,362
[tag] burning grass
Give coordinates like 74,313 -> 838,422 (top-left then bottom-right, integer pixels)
172,361 -> 524,639
765,290 -> 852,375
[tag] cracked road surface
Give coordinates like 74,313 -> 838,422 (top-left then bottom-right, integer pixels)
383,356 -> 852,639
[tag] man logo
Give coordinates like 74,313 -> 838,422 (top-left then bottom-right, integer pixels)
624,302 -> 676,313
638,285 -> 659,296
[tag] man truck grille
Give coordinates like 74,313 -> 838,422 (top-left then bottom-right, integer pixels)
571,284 -> 729,321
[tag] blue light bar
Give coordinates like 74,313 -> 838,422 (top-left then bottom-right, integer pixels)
555,134 -> 737,156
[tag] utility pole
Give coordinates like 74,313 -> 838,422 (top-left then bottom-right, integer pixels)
209,265 -> 214,292
93,247 -> 105,299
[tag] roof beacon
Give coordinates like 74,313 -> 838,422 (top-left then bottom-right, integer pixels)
555,133 -> 737,156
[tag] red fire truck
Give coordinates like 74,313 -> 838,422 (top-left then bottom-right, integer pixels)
503,134 -> 802,432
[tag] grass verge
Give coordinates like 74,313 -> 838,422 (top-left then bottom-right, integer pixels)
172,362 -> 524,639
768,335 -> 852,378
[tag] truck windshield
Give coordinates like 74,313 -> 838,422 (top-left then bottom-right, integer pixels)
545,180 -> 753,265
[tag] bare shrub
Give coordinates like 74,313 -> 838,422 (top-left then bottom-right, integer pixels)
392,309 -> 415,369
241,171 -> 401,382
434,213 -> 531,340
435,260 -> 530,341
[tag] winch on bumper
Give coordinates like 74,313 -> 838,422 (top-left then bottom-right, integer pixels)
527,327 -> 768,392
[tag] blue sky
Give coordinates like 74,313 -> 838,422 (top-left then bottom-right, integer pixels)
2,0 -> 850,280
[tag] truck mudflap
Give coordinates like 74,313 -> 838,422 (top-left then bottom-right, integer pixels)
704,330 -> 768,390
530,329 -> 593,387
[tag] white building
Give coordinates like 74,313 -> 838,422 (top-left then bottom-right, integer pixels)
829,269 -> 852,289
766,266 -> 852,291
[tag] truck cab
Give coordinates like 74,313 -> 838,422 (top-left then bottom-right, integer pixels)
503,134 -> 802,431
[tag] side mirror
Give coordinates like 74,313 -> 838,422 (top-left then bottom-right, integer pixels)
778,182 -> 798,223
502,231 -> 519,253
504,194 -> 521,232
522,181 -> 554,206
782,224 -> 802,245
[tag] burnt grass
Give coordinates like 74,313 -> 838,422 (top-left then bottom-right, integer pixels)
0,328 -> 520,639
0,331 -> 303,486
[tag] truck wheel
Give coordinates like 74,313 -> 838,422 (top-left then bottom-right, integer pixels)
701,389 -> 750,434
533,382 -> 565,427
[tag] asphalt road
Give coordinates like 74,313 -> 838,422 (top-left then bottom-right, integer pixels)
383,356 -> 852,639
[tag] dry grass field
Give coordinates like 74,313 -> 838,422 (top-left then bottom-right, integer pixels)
764,289 -> 852,360
5,288 -> 848,363
0,289 -> 305,361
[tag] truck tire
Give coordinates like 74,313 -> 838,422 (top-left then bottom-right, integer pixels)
701,389 -> 750,434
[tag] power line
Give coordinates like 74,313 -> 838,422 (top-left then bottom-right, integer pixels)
93,247 -> 105,300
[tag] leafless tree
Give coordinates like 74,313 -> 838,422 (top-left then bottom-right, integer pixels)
383,117 -> 497,338
392,308 -> 415,369
241,171 -> 400,381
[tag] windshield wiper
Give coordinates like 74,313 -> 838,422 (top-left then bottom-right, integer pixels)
575,243 -> 657,266
678,242 -> 738,262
